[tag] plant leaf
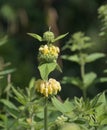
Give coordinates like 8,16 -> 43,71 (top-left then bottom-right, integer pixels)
52,33 -> 68,42
86,53 -> 105,63
83,72 -> 97,89
38,62 -> 57,80
0,69 -> 15,76
52,96 -> 73,113
61,76 -> 83,88
29,77 -> 35,90
98,77 -> 107,83
61,55 -> 80,64
12,87 -> 26,105
0,36 -> 8,46
0,99 -> 18,110
27,33 -> 42,41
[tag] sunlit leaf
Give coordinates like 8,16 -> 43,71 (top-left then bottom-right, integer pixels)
27,33 -> 42,41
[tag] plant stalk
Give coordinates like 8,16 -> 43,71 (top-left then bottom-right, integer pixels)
80,61 -> 87,98
44,97 -> 48,130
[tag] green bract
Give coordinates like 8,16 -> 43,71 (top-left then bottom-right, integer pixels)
27,30 -> 68,44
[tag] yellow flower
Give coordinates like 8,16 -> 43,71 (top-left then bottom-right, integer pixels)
35,78 -> 61,97
38,44 -> 60,63
39,44 -> 60,57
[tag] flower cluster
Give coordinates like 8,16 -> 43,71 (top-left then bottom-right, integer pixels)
38,44 -> 60,63
35,78 -> 61,97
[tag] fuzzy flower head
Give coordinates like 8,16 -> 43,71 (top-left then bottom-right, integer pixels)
35,78 -> 61,97
38,44 -> 60,64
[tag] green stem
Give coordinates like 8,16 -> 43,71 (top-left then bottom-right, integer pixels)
44,97 -> 48,130
83,89 -> 86,99
80,61 -> 87,98
81,62 -> 85,80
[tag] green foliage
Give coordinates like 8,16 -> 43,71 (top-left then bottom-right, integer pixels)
62,32 -> 91,51
98,5 -> 107,37
27,32 -> 68,44
62,31 -> 105,97
38,62 -> 57,80
1,4 -> 107,130
52,92 -> 107,130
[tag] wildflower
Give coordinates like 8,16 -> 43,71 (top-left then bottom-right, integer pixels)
35,78 -> 61,97
38,44 -> 60,63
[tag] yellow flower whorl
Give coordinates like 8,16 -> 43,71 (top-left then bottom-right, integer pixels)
35,78 -> 61,97
38,44 -> 60,63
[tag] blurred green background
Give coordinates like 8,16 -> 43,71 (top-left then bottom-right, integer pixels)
0,0 -> 106,98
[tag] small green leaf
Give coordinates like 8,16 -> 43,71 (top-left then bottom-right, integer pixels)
12,87 -> 26,105
61,55 -> 80,64
103,69 -> 107,73
95,92 -> 107,118
61,76 -> 83,88
56,64 -> 62,72
83,72 -> 97,89
38,62 -> 57,80
53,33 -> 68,42
27,33 -> 42,41
98,77 -> 107,83
0,99 -> 18,110
29,77 -> 35,90
0,69 -> 15,76
86,53 -> 105,63
0,36 -> 8,46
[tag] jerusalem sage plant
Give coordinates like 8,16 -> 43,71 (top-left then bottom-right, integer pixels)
28,29 -> 68,130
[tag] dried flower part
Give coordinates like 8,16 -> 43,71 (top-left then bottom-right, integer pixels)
43,31 -> 55,43
35,78 -> 61,97
38,44 -> 60,63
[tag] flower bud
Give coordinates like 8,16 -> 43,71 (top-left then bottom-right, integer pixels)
43,31 -> 55,43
